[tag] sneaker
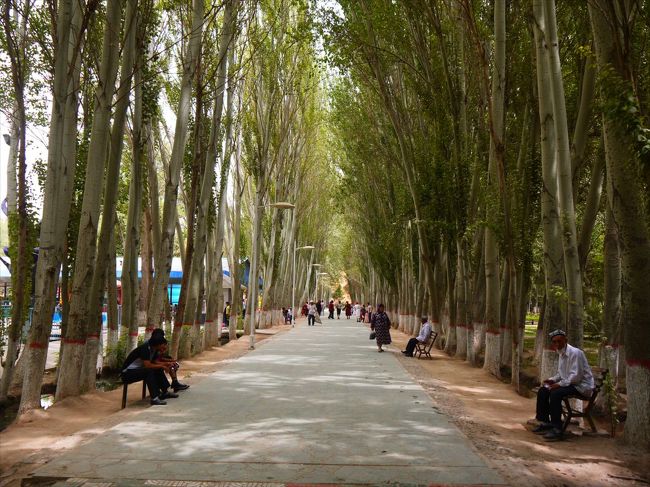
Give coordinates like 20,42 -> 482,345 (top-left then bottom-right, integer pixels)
543,428 -> 564,441
150,397 -> 167,405
160,391 -> 179,399
173,383 -> 190,392
532,423 -> 554,434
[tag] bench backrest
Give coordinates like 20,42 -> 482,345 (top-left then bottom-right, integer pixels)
425,331 -> 439,351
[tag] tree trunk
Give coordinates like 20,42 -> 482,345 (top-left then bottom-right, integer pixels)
590,0 -> 650,449
146,0 -> 204,358
543,0 -> 584,347
533,0 -> 564,380
55,0 -> 126,401
19,0 -> 85,414
181,0 -> 237,356
79,0 -> 139,392
122,9 -> 146,352
0,0 -> 31,404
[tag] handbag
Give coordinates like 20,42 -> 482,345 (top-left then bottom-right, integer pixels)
369,331 -> 376,340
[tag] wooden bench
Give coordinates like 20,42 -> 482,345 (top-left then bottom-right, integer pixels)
561,368 -> 608,432
415,331 -> 439,359
121,380 -> 147,409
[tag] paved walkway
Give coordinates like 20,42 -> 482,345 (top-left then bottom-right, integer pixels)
31,320 -> 505,486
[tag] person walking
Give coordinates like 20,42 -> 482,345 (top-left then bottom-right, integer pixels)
328,300 -> 335,319
344,301 -> 352,319
316,300 -> 322,317
308,301 -> 317,326
336,300 -> 342,319
370,304 -> 392,352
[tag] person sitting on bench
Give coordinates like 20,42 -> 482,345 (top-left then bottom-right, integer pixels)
402,317 -> 432,357
148,328 -> 189,392
533,329 -> 594,441
121,335 -> 178,405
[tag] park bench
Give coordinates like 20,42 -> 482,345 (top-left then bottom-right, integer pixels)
561,367 -> 608,433
414,331 -> 439,359
121,379 -> 147,409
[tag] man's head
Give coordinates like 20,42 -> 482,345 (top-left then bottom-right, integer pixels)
549,329 -> 567,351
149,335 -> 168,350
151,328 -> 165,340
421,316 -> 428,324
226,301 -> 230,305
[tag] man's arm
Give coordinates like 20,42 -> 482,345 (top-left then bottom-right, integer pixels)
143,359 -> 170,370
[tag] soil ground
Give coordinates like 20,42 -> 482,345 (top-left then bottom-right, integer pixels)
1,318 -> 648,486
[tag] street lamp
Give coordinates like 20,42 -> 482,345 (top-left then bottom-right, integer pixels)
292,245 -> 315,326
315,271 -> 328,305
249,201 -> 295,349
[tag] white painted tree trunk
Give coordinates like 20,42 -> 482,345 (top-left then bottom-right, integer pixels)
19,0 -> 83,414
146,0 -> 204,359
543,0 -> 584,348
55,0 -> 125,401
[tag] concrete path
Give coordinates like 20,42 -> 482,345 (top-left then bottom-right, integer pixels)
31,320 -> 506,486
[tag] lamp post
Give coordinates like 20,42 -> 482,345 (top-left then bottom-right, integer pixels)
249,201 -> 295,349
315,271 -> 328,307
292,245 -> 314,326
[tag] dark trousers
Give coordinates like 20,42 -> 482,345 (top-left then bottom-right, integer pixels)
308,315 -> 315,326
404,338 -> 420,356
122,368 -> 170,399
328,310 -> 334,319
536,384 -> 579,427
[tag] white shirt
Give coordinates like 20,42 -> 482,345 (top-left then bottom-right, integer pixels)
549,343 -> 595,396
417,322 -> 432,343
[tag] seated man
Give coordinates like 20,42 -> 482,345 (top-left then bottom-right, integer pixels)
149,328 -> 189,392
121,335 -> 177,405
533,329 -> 594,441
402,317 -> 432,357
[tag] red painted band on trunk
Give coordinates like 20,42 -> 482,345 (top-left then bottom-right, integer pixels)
448,324 -> 456,328
499,325 -> 507,330
486,329 -> 500,335
87,334 -> 100,339
205,320 -> 214,323
174,323 -> 182,328
129,332 -> 138,337
29,342 -> 48,349
182,323 -> 192,327
63,338 -> 86,345
626,359 -> 650,369
145,327 -> 155,332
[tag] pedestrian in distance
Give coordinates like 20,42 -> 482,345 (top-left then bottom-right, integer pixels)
344,301 -> 352,319
370,304 -> 392,353
532,329 -> 594,441
316,300 -> 322,317
336,300 -> 342,319
328,300 -> 335,319
308,301 -> 317,326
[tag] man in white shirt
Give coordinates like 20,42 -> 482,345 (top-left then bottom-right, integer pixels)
307,301 -> 317,326
533,329 -> 594,441
402,317 -> 433,357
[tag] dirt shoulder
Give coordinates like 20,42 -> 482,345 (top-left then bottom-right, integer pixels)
0,326 -> 290,486
387,326 -> 650,487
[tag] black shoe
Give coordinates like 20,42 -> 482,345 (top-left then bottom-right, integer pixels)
173,383 -> 190,392
150,397 -> 167,405
543,428 -> 564,441
532,423 -> 554,434
161,391 -> 179,399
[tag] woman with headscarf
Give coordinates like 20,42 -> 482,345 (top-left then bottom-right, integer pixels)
370,304 -> 392,352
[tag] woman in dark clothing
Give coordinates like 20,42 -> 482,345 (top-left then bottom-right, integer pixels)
344,301 -> 352,319
328,300 -> 335,319
370,304 -> 392,352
